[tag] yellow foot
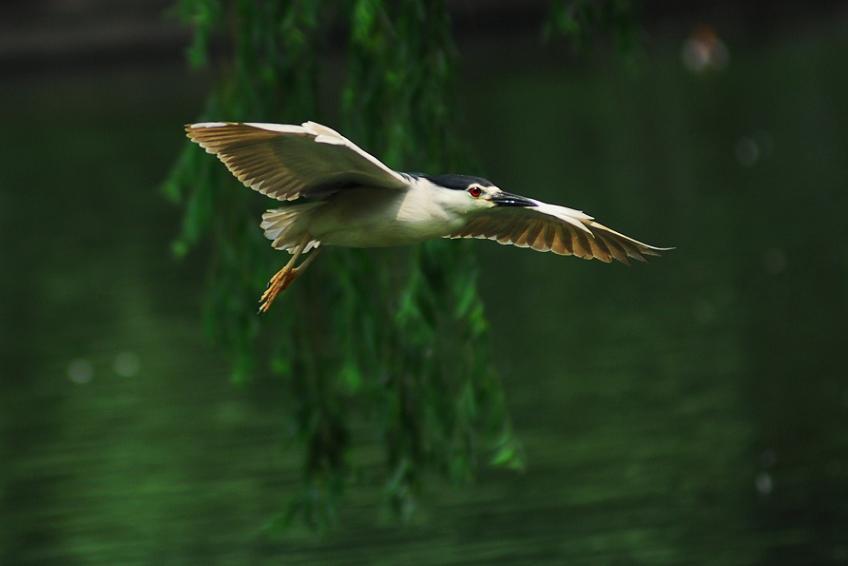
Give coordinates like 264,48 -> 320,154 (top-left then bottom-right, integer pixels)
257,266 -> 300,313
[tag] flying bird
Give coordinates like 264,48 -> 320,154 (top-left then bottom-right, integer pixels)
185,121 -> 670,312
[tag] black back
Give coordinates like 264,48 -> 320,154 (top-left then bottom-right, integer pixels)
407,173 -> 495,190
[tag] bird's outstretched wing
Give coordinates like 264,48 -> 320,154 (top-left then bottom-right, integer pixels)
185,121 -> 408,201
446,198 -> 670,264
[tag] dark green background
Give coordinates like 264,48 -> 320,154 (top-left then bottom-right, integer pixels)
2,15 -> 847,565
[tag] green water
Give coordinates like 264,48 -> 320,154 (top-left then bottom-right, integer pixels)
3,29 -> 848,564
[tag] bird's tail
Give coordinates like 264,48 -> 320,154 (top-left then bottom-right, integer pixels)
260,202 -> 323,253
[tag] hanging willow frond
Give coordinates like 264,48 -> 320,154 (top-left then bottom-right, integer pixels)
164,0 -> 522,530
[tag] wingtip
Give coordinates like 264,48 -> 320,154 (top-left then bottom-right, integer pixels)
645,245 -> 676,255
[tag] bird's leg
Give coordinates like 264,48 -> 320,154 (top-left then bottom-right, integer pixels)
259,237 -> 307,313
283,247 -> 320,290
258,238 -> 320,313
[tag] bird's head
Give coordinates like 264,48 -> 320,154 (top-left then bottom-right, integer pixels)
415,173 -> 535,215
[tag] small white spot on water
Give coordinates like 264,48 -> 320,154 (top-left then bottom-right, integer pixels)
755,472 -> 773,495
67,358 -> 93,384
113,351 -> 140,377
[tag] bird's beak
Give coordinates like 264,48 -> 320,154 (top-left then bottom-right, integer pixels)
490,191 -> 535,207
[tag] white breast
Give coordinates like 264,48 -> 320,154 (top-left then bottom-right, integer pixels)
308,180 -> 467,248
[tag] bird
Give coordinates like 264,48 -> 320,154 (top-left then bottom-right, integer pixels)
185,121 -> 671,313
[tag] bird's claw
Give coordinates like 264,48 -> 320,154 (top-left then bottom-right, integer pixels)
258,266 -> 299,313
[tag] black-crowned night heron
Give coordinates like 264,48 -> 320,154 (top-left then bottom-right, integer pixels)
186,121 -> 670,312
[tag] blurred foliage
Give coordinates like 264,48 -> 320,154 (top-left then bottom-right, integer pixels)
164,0 -> 521,530
544,0 -> 641,59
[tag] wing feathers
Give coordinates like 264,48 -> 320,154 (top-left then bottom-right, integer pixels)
185,121 -> 407,202
446,198 -> 670,265
587,232 -> 613,263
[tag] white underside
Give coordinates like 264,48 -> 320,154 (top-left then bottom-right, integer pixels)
314,187 -> 466,246
261,183 -> 470,251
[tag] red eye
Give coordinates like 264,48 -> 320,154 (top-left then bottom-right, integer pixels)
468,186 -> 482,198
